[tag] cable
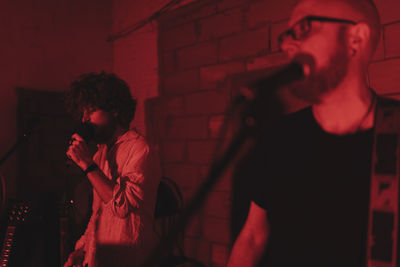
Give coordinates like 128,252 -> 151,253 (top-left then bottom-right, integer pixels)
107,0 -> 185,42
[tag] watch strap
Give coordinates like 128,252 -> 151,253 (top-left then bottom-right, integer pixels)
83,163 -> 98,175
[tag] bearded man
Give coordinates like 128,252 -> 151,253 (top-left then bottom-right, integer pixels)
63,72 -> 160,267
228,0 -> 381,266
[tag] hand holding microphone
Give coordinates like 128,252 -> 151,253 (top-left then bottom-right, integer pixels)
66,122 -> 96,170
66,133 -> 95,171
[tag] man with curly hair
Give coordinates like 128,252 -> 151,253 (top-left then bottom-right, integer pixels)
64,72 -> 160,267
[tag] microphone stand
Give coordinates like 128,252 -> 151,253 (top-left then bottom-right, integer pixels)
0,119 -> 40,167
0,119 -> 40,217
142,62 -> 305,266
143,119 -> 253,267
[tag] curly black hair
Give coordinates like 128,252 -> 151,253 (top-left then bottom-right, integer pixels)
65,71 -> 137,129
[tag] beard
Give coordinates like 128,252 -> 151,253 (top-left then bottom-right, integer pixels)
288,30 -> 349,104
92,116 -> 117,144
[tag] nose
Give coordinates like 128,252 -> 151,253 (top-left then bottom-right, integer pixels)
279,36 -> 299,59
280,39 -> 299,59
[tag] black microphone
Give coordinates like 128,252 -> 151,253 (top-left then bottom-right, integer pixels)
248,54 -> 315,94
235,54 -> 315,126
74,122 -> 95,143
66,122 -> 95,166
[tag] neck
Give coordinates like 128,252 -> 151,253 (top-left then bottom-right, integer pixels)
107,126 -> 128,147
312,71 -> 375,135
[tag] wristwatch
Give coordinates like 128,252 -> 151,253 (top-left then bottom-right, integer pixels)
83,163 -> 98,175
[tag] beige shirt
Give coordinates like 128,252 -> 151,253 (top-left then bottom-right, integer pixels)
75,129 -> 160,267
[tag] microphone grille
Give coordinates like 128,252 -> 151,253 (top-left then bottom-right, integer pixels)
75,122 -> 95,143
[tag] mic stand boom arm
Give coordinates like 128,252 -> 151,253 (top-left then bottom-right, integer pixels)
0,119 -> 40,167
142,60 -> 306,266
143,119 -> 253,266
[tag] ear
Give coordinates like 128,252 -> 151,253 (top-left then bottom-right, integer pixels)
347,22 -> 371,57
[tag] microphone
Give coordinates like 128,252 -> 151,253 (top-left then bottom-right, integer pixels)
248,54 -> 315,94
66,122 -> 95,166
235,54 -> 315,126
74,122 -> 95,143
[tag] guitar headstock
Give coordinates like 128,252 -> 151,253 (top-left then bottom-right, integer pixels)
8,204 -> 29,226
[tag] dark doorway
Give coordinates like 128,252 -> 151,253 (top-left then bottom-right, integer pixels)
7,88 -> 92,267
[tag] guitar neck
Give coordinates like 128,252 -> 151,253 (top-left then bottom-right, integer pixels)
0,226 -> 16,267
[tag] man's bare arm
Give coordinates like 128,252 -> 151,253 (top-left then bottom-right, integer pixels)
227,201 -> 269,267
67,133 -> 115,203
85,167 -> 115,203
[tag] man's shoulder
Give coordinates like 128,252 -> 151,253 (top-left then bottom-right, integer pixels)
127,129 -> 148,143
118,129 -> 150,153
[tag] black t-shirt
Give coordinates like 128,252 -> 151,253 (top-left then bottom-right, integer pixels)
250,107 -> 374,267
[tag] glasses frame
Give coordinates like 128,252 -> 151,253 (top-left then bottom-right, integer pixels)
278,15 -> 357,49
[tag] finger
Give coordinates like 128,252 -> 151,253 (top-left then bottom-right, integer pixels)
72,134 -> 85,142
69,138 -> 84,147
66,150 -> 73,159
71,146 -> 81,154
67,148 -> 81,162
72,139 -> 84,147
74,144 -> 86,154
67,146 -> 78,155
72,143 -> 90,156
70,142 -> 88,154
63,259 -> 71,267
66,153 -> 77,164
70,147 -> 82,160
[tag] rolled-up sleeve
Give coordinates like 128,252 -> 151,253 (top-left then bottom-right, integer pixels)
109,139 -> 149,218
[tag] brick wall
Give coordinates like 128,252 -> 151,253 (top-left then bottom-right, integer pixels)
369,0 -> 400,95
144,0 -> 400,266
111,0 -> 196,134
150,1 -> 296,266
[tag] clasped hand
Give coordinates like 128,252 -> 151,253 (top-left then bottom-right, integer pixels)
66,133 -> 95,171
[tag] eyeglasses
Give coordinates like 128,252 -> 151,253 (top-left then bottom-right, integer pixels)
278,16 -> 357,49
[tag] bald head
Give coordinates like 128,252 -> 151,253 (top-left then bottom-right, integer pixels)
291,0 -> 381,57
